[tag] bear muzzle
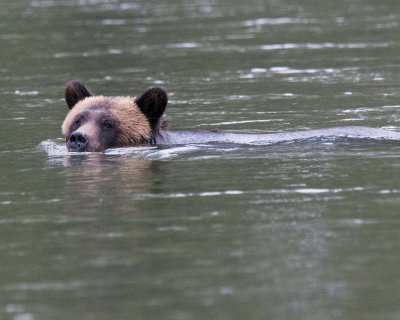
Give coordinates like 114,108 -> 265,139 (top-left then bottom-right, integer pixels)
68,131 -> 89,152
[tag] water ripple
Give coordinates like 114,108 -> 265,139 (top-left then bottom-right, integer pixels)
244,17 -> 317,27
260,42 -> 391,51
131,187 -> 364,200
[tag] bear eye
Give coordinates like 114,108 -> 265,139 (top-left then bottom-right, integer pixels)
75,119 -> 81,126
103,122 -> 114,130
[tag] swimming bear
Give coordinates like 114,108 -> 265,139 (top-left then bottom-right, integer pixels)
62,81 -> 400,152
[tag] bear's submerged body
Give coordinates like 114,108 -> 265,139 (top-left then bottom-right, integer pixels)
61,81 -> 400,152
155,126 -> 400,145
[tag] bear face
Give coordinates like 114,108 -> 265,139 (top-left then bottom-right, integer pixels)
62,81 -> 168,152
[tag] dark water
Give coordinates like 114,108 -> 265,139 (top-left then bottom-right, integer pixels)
1,0 -> 400,319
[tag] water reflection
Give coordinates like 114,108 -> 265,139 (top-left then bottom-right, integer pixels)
62,153 -> 170,213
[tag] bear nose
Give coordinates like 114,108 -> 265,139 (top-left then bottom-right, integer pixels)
68,132 -> 89,152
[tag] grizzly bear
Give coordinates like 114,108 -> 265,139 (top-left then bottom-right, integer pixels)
62,81 -> 168,152
62,81 -> 400,152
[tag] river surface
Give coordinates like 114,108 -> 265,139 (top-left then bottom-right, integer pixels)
1,0 -> 400,319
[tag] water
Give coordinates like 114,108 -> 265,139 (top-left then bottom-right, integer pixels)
1,0 -> 400,319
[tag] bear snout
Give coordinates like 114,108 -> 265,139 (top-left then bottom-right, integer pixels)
68,131 -> 89,152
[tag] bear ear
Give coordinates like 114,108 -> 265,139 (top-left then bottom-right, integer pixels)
65,80 -> 93,109
136,87 -> 168,128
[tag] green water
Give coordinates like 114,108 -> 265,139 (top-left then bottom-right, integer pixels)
1,0 -> 400,319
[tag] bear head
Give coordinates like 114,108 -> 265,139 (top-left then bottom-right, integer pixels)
62,81 -> 168,152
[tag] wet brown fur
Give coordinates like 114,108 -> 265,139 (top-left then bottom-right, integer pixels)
62,81 -> 168,152
62,96 -> 153,151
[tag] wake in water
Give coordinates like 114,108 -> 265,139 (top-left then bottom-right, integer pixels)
40,126 -> 400,158
39,139 -> 202,160
39,139 -> 157,157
